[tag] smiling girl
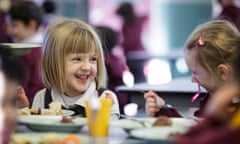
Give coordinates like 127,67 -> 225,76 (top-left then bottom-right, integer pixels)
32,19 -> 120,119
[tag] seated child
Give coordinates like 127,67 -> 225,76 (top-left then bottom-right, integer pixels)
0,45 -> 26,143
145,20 -> 240,118
7,1 -> 44,104
95,25 -> 128,113
32,19 -> 120,119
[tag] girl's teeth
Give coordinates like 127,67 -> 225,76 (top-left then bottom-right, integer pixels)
79,75 -> 87,79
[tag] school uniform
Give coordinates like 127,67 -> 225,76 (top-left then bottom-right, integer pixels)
32,82 -> 120,120
154,94 -> 210,118
121,15 -> 147,54
217,4 -> 240,31
121,15 -> 148,83
173,116 -> 240,144
105,52 -> 128,111
0,12 -> 12,43
18,31 -> 44,104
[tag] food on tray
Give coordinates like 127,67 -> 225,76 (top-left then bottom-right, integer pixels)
152,116 -> 172,126
40,133 -> 81,144
30,108 -> 41,115
60,116 -> 73,124
59,134 -> 81,144
11,135 -> 30,144
20,102 -> 64,115
41,109 -> 58,115
20,107 -> 31,115
48,101 -> 63,115
20,107 -> 41,115
20,108 -> 63,116
49,101 -> 61,111
11,133 -> 81,144
40,133 -> 59,144
168,132 -> 182,138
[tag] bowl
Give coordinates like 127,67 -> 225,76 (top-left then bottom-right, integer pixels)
1,43 -> 42,55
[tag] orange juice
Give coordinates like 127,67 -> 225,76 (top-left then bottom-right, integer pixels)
85,98 -> 111,137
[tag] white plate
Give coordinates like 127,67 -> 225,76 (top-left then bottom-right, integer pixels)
1,43 -> 42,55
11,132 -> 91,144
19,109 -> 75,116
110,117 -> 155,131
18,115 -> 87,132
130,126 -> 187,141
110,117 -> 196,131
61,109 -> 75,116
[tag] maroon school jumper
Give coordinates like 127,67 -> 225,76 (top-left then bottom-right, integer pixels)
104,52 -> 128,108
154,94 -> 210,118
0,12 -> 12,43
19,47 -> 44,105
173,116 -> 240,144
121,15 -> 147,54
217,4 -> 240,31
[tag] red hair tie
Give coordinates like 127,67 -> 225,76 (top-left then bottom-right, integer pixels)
198,36 -> 204,46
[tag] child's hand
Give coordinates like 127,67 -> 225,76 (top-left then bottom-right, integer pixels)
104,91 -> 115,106
144,91 -> 165,117
18,86 -> 29,108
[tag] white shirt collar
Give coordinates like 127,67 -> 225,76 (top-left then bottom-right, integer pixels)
51,82 -> 96,107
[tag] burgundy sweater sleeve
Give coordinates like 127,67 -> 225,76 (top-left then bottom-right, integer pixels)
154,107 -> 182,118
173,117 -> 240,144
19,47 -> 44,104
154,93 -> 210,118
194,94 -> 210,117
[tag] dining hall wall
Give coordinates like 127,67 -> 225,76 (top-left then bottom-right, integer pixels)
46,0 -> 212,81
151,0 -> 212,54
48,0 -> 89,22
48,0 -> 212,53
147,0 -> 212,81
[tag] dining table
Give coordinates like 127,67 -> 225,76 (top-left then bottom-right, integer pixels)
14,117 -> 172,144
13,76 -> 203,144
115,76 -> 207,108
14,106 -> 199,144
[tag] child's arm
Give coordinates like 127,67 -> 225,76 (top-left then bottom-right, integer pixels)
144,91 -> 182,117
18,86 -> 29,108
144,91 -> 163,117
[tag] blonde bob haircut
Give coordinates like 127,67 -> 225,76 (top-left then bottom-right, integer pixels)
42,19 -> 107,92
185,20 -> 240,78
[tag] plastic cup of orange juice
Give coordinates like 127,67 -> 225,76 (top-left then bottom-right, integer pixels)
85,98 -> 112,137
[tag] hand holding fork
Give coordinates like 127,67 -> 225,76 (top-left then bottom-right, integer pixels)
144,91 -> 173,117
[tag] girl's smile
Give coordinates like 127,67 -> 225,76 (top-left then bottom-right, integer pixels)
64,52 -> 97,96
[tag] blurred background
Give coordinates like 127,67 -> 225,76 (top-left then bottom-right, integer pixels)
88,0 -> 211,84
0,0 -> 229,84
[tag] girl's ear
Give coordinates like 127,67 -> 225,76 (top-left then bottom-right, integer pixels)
217,64 -> 230,81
